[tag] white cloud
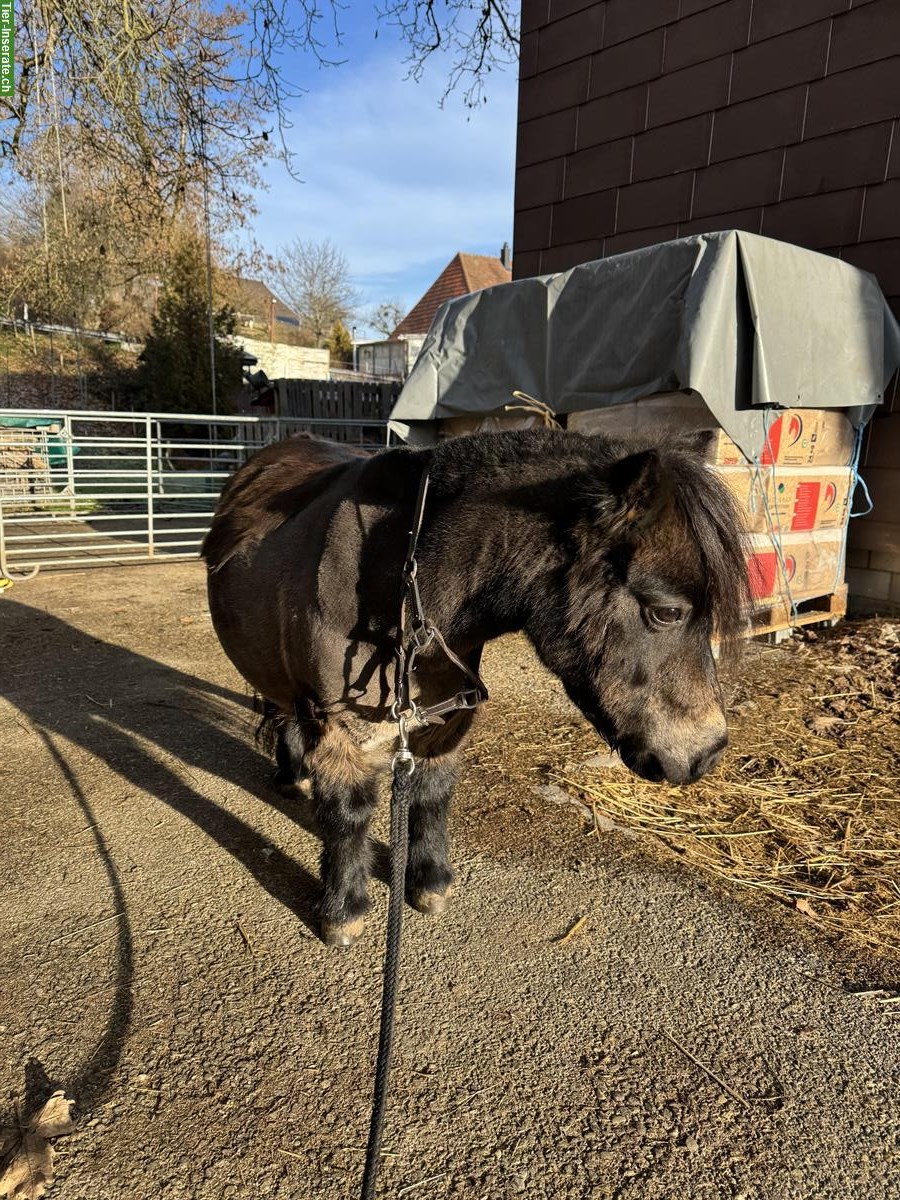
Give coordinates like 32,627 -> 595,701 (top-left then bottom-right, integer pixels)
251,48 -> 518,311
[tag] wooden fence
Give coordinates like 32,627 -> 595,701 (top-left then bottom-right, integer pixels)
276,378 -> 400,444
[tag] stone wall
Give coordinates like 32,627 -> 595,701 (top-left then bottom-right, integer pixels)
0,373 -> 97,411
237,338 -> 330,381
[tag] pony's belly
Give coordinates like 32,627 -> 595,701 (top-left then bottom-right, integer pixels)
207,558 -> 392,716
207,563 -> 301,709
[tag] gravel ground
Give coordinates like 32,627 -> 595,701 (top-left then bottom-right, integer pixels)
1,562 -> 898,1200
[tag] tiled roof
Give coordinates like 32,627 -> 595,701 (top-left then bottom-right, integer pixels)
230,276 -> 298,326
392,253 -> 511,336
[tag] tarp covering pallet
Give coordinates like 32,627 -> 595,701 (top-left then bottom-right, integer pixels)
390,232 -> 900,632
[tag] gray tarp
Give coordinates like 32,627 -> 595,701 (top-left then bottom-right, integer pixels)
390,231 -> 900,458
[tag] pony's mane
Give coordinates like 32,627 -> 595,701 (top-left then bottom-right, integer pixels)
429,428 -> 750,646
429,427 -> 592,487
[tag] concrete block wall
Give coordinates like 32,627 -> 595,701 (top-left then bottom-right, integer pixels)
847,401 -> 900,613
237,338 -> 331,382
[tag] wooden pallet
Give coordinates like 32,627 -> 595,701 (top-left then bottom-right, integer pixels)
749,585 -> 848,642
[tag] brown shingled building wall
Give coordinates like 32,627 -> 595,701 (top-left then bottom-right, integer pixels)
513,0 -> 900,611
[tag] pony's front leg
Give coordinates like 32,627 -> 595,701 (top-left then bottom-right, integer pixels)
406,753 -> 460,915
308,723 -> 378,948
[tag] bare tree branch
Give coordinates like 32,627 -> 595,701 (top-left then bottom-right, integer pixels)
374,0 -> 519,107
366,298 -> 406,338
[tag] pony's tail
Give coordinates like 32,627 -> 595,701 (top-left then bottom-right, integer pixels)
254,695 -> 284,756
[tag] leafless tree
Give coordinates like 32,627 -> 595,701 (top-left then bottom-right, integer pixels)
1,0 -> 518,204
1,1 -> 292,230
270,238 -> 359,347
367,298 -> 407,338
0,1 -> 516,329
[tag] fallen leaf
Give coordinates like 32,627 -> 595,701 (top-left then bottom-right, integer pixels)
27,1097 -> 73,1143
809,715 -> 844,737
0,1092 -> 74,1200
795,899 -> 817,919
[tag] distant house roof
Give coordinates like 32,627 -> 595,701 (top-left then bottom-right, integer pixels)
392,253 -> 511,337
230,276 -> 299,327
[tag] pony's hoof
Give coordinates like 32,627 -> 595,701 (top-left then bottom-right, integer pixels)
321,917 -> 365,948
408,887 -> 452,916
275,775 -> 313,800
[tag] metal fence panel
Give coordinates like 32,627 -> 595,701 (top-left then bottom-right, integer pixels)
0,408 -> 389,579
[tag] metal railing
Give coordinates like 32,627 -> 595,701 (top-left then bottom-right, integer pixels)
0,408 -> 390,579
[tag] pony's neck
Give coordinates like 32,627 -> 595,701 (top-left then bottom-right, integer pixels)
416,442 -> 578,651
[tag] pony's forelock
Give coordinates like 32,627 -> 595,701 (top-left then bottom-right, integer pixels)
668,450 -> 751,655
429,428 -> 752,651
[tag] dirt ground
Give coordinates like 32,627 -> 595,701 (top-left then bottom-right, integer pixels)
1,562 -> 898,1200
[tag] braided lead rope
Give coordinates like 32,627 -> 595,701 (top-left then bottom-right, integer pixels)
360,750 -> 413,1200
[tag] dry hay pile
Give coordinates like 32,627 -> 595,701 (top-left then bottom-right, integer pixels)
478,620 -> 900,965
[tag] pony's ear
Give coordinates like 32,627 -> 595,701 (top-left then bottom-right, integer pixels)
603,449 -> 669,531
682,429 -> 717,461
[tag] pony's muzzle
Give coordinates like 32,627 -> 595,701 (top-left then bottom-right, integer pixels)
622,733 -> 728,786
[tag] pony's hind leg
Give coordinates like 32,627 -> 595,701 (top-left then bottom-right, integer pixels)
307,721 -> 378,948
257,699 -> 310,795
406,752 -> 460,915
274,718 -> 311,796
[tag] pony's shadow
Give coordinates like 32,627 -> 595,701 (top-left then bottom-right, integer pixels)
3,598 -> 392,1116
2,599 -> 343,933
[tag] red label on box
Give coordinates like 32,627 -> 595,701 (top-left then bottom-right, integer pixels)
791,480 -> 821,532
748,551 -> 778,599
760,418 -> 780,465
760,413 -> 805,465
748,550 -> 799,599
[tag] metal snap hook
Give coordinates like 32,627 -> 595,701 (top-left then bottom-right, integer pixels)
391,746 -> 415,776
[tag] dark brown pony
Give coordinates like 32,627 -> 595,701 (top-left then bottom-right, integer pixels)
204,430 -> 749,946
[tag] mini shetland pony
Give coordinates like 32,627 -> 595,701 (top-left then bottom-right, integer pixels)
204,430 -> 749,946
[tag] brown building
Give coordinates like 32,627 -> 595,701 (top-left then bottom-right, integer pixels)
228,277 -> 303,343
513,0 -> 900,610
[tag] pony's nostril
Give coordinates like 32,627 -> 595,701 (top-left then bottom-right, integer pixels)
689,735 -> 729,781
638,752 -> 665,782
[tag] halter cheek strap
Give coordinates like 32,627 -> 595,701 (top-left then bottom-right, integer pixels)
391,468 -> 489,750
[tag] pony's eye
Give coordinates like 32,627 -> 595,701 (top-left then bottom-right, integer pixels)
648,605 -> 684,626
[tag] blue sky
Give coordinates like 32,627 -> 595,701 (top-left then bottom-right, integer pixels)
250,5 -> 518,334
